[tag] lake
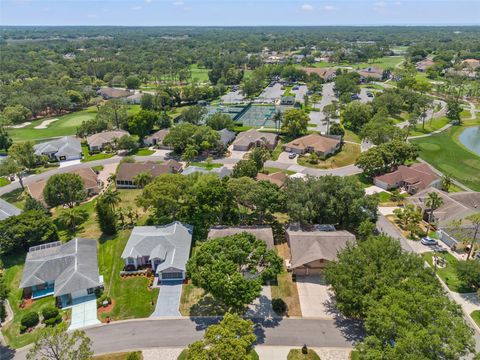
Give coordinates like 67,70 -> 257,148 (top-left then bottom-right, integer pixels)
459,126 -> 480,156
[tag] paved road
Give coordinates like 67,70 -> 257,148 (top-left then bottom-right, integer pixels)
6,317 -> 362,359
309,82 -> 337,132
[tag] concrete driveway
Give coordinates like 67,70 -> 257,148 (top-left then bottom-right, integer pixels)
227,145 -> 248,160
68,296 -> 101,330
277,151 -> 298,165
150,281 -> 183,317
296,275 -> 335,319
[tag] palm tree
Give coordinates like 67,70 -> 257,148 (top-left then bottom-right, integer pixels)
59,208 -> 88,233
273,110 -> 282,133
441,175 -> 453,192
133,171 -> 153,189
101,189 -> 120,210
466,214 -> 480,260
425,191 -> 444,236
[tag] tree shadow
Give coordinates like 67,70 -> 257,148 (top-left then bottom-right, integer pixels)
0,344 -> 16,360
324,297 -> 365,344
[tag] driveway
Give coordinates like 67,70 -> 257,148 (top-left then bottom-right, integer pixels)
68,296 -> 101,331
296,275 -> 335,319
227,145 -> 248,160
246,286 -> 277,319
277,151 -> 298,165
150,281 -> 183,317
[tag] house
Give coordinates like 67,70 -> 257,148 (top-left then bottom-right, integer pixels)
34,136 -> 82,162
374,163 -> 441,194
182,165 -> 232,178
283,134 -> 341,157
144,129 -> 170,148
97,87 -> 132,99
208,226 -> 274,249
116,160 -> 182,188
462,59 -> 480,69
217,128 -> 237,147
27,168 -> 102,205
256,171 -> 288,187
302,67 -> 336,81
416,58 -> 435,72
19,238 -> 102,306
86,130 -> 130,152
0,198 -> 21,221
408,187 -> 480,227
232,129 -> 279,151
356,67 -> 385,81
280,96 -> 296,106
437,225 -> 479,249
121,221 -> 193,281
286,226 -> 356,276
124,92 -> 143,104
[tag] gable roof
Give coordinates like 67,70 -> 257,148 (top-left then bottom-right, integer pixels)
208,226 -> 274,249
181,165 -> 232,178
285,134 -> 340,153
20,238 -> 100,297
98,88 -> 132,98
34,136 -> 82,158
256,171 -> 288,187
145,129 -> 170,143
302,67 -> 336,79
232,129 -> 278,148
217,128 -> 236,146
287,228 -> 355,268
86,130 -> 130,148
0,198 -> 21,220
356,67 -> 384,79
116,160 -> 182,182
374,163 -> 439,191
408,187 -> 480,226
122,222 -> 193,273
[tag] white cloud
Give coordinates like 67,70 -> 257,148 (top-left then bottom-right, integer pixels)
132,5 -> 142,10
322,5 -> 335,11
145,0 -> 153,3
173,1 -> 184,6
301,4 -> 314,11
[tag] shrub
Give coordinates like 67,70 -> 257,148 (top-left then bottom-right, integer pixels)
44,315 -> 62,326
96,293 -> 112,308
21,311 -> 39,328
272,298 -> 288,315
126,352 -> 141,360
42,306 -> 59,320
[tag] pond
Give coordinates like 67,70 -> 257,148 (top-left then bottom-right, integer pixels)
459,126 -> 480,156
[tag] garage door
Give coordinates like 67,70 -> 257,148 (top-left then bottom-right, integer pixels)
162,272 -> 183,280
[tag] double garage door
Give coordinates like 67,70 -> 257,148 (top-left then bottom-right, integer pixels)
161,271 -> 183,280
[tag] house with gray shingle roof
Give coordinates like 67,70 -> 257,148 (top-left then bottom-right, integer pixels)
182,165 -> 232,178
34,136 -> 82,162
217,128 -> 236,147
20,238 -> 101,305
121,222 -> 193,281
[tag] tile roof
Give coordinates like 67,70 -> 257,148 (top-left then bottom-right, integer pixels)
302,67 -> 336,79
217,128 -> 237,146
20,238 -> 100,297
98,88 -> 132,98
121,222 -> 193,273
116,160 -> 182,182
208,226 -> 274,249
145,129 -> 170,143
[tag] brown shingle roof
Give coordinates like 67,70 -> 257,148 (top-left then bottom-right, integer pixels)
232,129 -> 278,148
287,228 -> 356,268
145,129 -> 170,143
284,134 -> 340,154
116,160 -> 182,182
98,88 -> 132,98
374,163 -> 439,191
86,130 -> 130,149
256,172 -> 288,187
208,226 -> 274,249
302,67 -> 336,79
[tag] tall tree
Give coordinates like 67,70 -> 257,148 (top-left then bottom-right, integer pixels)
281,108 -> 309,138
425,191 -> 444,235
133,171 -> 153,189
43,173 -> 86,208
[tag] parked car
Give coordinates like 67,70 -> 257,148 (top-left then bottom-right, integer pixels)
366,92 -> 373,97
421,237 -> 438,246
292,86 -> 299,90
351,94 -> 360,100
431,245 -> 447,253
288,152 -> 297,159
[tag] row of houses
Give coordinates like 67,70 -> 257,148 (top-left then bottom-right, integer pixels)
19,221 -> 357,304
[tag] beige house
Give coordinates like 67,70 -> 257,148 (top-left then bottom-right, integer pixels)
374,163 -> 441,194
144,129 -> 170,147
283,134 -> 341,157
302,67 -> 336,81
287,226 -> 356,276
86,130 -> 130,152
232,129 -> 278,151
116,160 -> 182,188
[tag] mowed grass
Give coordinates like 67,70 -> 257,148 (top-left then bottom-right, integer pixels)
308,56 -> 404,70
471,310 -> 480,327
189,64 -> 210,83
409,116 -> 451,136
287,349 -> 321,360
421,252 -> 470,293
411,126 -> 480,191
297,143 -> 360,169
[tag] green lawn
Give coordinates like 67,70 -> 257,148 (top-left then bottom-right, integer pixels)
94,352 -> 143,360
1,188 -> 26,209
271,140 -> 284,161
0,177 -> 11,187
411,126 -> 480,191
81,145 -> 114,162
178,349 -> 258,360
129,148 -> 155,156
471,310 -> 480,327
348,173 -> 373,189
421,252 -> 470,293
287,349 -> 321,360
308,56 -> 403,70
188,161 -> 223,170
409,116 -> 451,136
189,64 -> 210,83
297,143 -> 360,169
263,167 -> 295,175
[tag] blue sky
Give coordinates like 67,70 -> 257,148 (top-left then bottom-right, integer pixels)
1,0 -> 479,26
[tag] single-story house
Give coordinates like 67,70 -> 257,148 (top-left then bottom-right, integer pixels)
218,128 -> 237,147
462,58 -> 480,69
302,67 -> 336,81
437,225 -> 479,249
416,58 -> 435,72
286,226 -> 356,276
356,67 -> 385,81
144,129 -> 170,147
86,130 -> 130,152
374,163 -> 441,194
121,221 -> 193,281
0,198 -> 21,221
124,92 -> 143,104
97,87 -> 132,99
182,165 -> 232,178
283,134 -> 341,157
27,167 -> 102,205
408,187 -> 480,227
34,136 -> 82,162
20,238 -> 102,306
256,171 -> 288,188
208,226 -> 274,249
116,160 -> 182,188
232,129 -> 279,151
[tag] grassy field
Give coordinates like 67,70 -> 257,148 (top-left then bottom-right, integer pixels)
9,105 -> 141,142
0,177 -> 11,187
287,349 -> 321,360
471,310 -> 480,327
308,56 -> 403,70
189,161 -> 223,169
411,126 -> 480,191
1,188 -> 26,209
297,143 -> 360,169
421,252 -> 470,293
263,167 -> 296,175
189,64 -> 210,83
409,116 -> 451,136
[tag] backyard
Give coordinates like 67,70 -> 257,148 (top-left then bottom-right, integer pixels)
411,125 -> 480,191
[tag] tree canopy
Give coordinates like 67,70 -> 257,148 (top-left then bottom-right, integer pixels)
43,173 -> 86,208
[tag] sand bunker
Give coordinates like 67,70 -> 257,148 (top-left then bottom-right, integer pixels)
8,122 -> 31,129
34,118 -> 58,129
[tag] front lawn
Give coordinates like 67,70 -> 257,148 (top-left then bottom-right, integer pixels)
271,140 -> 284,161
297,143 -> 360,169
411,126 -> 480,191
1,188 -> 26,209
471,310 -> 480,327
409,116 -> 451,136
129,148 -> 155,156
0,177 -> 11,187
81,145 -> 115,163
179,282 -> 228,317
178,349 -> 259,360
287,348 -> 321,360
421,252 -> 470,293
189,161 -> 223,170
263,167 -> 296,176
